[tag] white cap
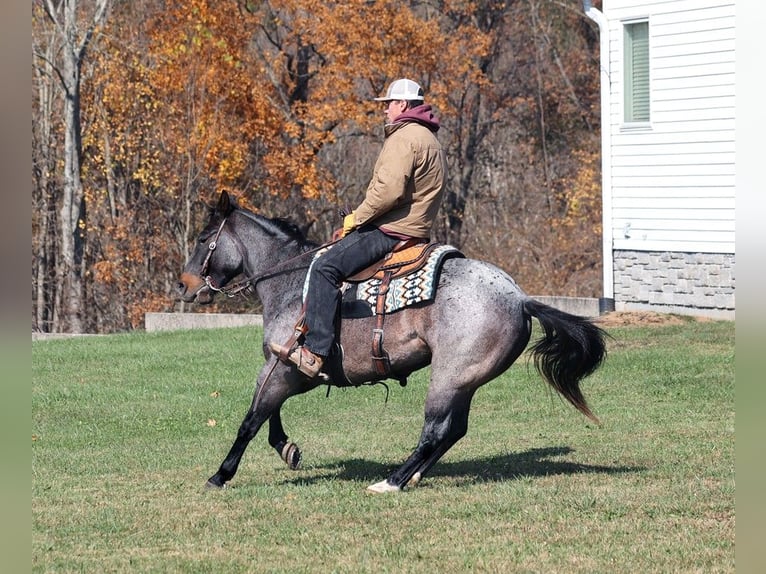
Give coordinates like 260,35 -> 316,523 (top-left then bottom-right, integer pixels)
373,78 -> 424,101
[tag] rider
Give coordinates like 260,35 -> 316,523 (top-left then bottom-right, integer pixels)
269,78 -> 448,378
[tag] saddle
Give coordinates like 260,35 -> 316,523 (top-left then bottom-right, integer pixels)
346,238 -> 439,283
348,239 -> 440,381
280,239 -> 443,385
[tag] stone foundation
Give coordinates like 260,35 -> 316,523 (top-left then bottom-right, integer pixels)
613,251 -> 735,319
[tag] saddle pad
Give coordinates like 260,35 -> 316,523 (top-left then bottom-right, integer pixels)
355,244 -> 462,313
303,244 -> 463,314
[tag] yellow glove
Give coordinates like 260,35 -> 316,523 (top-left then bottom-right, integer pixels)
342,211 -> 356,237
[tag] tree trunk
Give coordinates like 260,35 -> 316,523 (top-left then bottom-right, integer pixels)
42,0 -> 109,332
59,41 -> 85,332
33,28 -> 58,332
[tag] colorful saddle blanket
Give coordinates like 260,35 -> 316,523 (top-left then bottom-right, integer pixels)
303,244 -> 463,316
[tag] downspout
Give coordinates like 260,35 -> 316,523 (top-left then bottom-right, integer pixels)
583,0 -> 615,308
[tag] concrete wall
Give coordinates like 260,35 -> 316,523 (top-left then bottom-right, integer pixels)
145,312 -> 263,332
613,250 -> 735,319
534,296 -> 602,318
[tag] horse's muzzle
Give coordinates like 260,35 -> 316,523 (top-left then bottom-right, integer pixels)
177,273 -> 214,304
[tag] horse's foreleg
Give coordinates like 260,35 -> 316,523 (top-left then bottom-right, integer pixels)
206,405 -> 267,488
368,389 -> 474,493
206,364 -> 297,488
267,411 -> 302,470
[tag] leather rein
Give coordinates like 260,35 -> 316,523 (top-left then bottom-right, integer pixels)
199,215 -> 336,298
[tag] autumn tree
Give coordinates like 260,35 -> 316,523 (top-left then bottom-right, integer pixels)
444,0 -> 603,295
33,0 -> 603,332
235,0 -> 484,232
82,0 -> 271,327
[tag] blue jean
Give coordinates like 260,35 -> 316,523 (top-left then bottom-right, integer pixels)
303,226 -> 401,357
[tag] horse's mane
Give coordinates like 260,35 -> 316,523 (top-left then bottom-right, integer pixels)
203,194 -> 318,249
260,214 -> 307,243
234,205 -> 317,250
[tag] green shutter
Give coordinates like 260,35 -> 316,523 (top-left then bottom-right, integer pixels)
624,21 -> 650,122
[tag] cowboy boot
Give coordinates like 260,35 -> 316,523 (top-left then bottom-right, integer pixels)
269,342 -> 324,378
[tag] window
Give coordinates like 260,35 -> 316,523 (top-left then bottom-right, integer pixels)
624,20 -> 650,123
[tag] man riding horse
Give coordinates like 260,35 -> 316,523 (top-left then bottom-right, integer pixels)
270,78 -> 448,378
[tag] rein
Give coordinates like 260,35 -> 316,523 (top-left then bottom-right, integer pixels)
201,215 -> 339,298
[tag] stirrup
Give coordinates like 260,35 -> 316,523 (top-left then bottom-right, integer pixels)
268,342 -> 324,378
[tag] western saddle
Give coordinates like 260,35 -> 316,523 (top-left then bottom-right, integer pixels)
277,238 -> 441,382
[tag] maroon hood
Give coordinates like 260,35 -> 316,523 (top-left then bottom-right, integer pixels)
394,104 -> 441,132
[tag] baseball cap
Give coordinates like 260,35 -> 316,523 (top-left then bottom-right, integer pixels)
373,78 -> 424,101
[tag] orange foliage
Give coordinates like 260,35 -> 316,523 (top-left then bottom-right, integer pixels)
146,0 -> 267,197
84,0 -> 495,207
545,146 -> 603,292
68,0 -> 600,330
554,147 -> 602,237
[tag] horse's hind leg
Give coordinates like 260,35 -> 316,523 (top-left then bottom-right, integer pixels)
368,387 -> 475,493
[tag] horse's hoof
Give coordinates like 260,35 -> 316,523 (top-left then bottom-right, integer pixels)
205,479 -> 227,490
366,479 -> 401,494
280,442 -> 302,470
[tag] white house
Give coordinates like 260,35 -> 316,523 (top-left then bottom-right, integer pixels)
584,0 -> 735,319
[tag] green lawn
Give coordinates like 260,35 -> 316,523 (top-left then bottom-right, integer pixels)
33,318 -> 734,573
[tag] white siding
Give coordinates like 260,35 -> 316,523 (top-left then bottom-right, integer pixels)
604,0 -> 735,253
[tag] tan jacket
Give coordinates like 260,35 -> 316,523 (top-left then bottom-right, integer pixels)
354,110 -> 447,239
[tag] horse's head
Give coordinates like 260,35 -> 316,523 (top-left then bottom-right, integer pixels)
177,191 -> 245,304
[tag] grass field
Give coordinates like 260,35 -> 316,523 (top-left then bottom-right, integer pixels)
32,317 -> 734,573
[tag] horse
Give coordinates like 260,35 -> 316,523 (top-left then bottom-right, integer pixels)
176,191 -> 607,493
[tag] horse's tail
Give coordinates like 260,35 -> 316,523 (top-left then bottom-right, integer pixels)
523,298 -> 607,424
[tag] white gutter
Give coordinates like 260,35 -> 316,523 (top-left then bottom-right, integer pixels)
583,0 -> 614,302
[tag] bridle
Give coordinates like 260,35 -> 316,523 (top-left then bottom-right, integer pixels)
198,216 -> 254,297
198,215 -> 338,298
199,217 -> 227,279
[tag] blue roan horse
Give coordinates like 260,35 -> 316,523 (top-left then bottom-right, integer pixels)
177,191 -> 607,493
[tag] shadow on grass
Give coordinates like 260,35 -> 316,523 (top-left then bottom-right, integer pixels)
284,446 -> 642,487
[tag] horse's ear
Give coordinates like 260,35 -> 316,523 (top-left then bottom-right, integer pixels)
217,190 -> 236,216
